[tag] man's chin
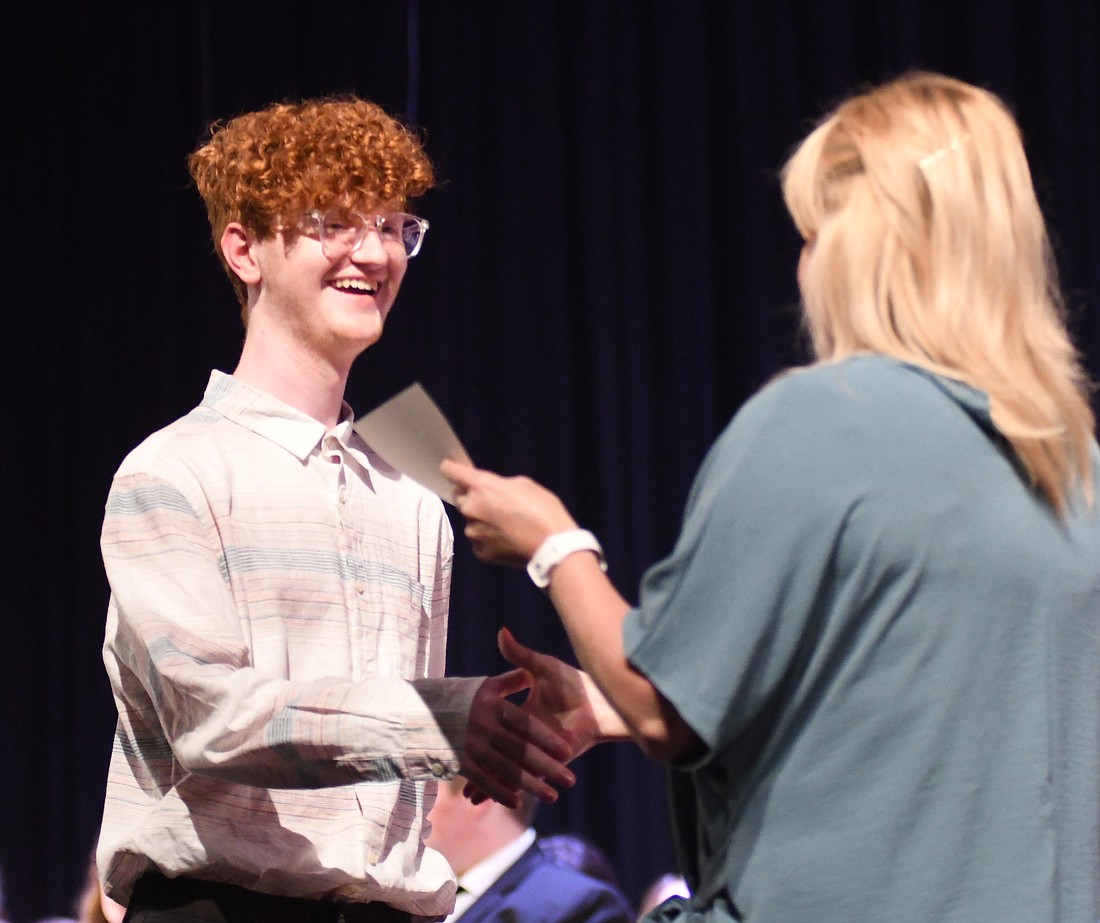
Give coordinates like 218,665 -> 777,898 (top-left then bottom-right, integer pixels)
342,309 -> 387,350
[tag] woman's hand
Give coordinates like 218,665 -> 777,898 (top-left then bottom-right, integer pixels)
498,626 -> 625,756
441,460 -> 578,566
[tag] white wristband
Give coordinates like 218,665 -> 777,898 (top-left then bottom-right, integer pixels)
526,529 -> 607,589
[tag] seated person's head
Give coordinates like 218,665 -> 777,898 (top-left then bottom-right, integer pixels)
78,856 -> 125,923
637,872 -> 690,918
426,776 -> 538,877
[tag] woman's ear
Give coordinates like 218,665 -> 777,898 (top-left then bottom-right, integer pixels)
220,223 -> 262,286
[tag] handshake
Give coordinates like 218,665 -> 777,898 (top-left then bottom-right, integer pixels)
458,627 -> 610,809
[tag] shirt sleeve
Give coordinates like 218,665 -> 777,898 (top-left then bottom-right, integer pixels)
425,505 -> 453,683
102,470 -> 480,789
622,375 -> 850,764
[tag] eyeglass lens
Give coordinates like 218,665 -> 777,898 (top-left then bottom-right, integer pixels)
317,209 -> 426,258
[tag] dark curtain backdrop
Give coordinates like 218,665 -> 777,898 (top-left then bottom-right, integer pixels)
4,2 -> 1099,919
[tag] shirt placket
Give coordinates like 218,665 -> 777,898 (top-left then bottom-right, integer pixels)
323,433 -> 367,683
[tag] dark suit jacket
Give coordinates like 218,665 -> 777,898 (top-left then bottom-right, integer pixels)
457,842 -> 634,923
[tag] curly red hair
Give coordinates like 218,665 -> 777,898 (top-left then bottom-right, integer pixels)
188,96 -> 435,310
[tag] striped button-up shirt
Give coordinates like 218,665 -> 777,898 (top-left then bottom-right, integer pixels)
97,371 -> 480,916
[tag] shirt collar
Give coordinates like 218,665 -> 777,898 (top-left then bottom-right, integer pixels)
455,828 -> 537,901
201,370 -> 359,462
898,361 -> 997,436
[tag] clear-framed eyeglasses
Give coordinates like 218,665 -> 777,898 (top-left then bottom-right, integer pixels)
296,207 -> 430,260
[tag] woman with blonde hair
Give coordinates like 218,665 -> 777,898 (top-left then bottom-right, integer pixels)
784,71 -> 1094,515
444,72 -> 1100,921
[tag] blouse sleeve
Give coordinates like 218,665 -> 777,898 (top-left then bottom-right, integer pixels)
622,374 -> 851,763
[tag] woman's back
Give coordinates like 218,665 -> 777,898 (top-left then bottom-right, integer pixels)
626,355 -> 1100,921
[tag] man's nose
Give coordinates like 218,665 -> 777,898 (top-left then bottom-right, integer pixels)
351,225 -> 389,263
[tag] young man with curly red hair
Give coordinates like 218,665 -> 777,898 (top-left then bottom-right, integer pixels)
95,97 -> 574,923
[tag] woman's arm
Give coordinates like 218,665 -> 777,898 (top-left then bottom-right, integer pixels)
544,553 -> 702,762
443,461 -> 703,763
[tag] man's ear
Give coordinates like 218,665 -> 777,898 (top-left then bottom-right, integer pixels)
220,223 -> 262,286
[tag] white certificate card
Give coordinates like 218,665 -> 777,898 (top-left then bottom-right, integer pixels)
353,383 -> 472,505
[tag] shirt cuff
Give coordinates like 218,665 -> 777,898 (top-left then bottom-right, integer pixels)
405,675 -> 484,779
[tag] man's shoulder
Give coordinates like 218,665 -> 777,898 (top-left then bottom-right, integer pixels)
497,842 -> 632,915
113,403 -> 228,481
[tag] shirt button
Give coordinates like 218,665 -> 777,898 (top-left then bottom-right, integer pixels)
339,485 -> 348,504
355,580 -> 366,595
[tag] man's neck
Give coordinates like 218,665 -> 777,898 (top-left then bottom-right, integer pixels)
454,827 -> 537,887
233,325 -> 355,430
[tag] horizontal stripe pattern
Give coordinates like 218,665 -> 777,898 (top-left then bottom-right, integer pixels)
98,372 -> 475,915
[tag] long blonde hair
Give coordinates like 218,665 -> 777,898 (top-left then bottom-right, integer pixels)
782,71 -> 1094,515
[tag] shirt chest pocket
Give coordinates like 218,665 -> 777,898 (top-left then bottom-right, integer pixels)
353,564 -> 432,680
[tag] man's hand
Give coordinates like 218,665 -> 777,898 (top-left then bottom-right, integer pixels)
463,629 -> 631,805
460,667 -> 576,809
441,461 -> 578,567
